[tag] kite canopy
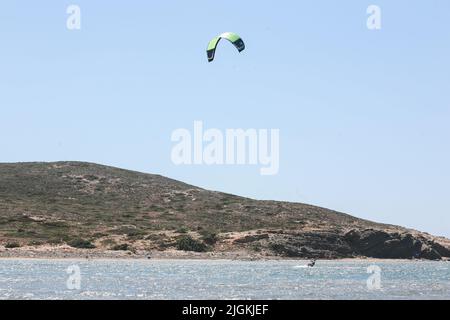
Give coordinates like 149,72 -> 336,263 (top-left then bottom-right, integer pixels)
207,32 -> 245,62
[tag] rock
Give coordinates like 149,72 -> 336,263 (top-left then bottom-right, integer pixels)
420,246 -> 441,260
268,232 -> 353,259
344,229 -> 449,260
269,243 -> 304,257
233,234 -> 269,244
428,241 -> 450,257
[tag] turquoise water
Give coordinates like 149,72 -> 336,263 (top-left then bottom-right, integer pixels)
0,259 -> 449,300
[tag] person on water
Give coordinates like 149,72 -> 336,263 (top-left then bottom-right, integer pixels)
308,259 -> 316,267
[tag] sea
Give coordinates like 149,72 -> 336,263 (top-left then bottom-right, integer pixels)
0,259 -> 448,300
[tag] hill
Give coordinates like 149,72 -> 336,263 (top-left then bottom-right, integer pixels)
0,162 -> 449,260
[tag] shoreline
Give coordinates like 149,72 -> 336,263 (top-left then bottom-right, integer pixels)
1,247 -> 447,262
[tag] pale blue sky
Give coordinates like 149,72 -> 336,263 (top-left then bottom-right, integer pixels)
0,1 -> 449,237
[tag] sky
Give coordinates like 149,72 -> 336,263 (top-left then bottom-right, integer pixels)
0,1 -> 449,237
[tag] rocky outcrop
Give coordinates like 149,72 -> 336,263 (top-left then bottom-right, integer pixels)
268,231 -> 353,259
263,229 -> 450,260
343,229 -> 450,260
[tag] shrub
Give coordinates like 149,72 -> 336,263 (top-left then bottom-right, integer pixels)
5,242 -> 21,249
200,231 -> 218,245
48,238 -> 64,245
176,227 -> 189,234
28,240 -> 43,246
93,232 -> 108,238
126,230 -> 145,240
100,238 -> 116,246
145,233 -> 162,241
111,243 -> 130,251
176,236 -> 207,252
68,238 -> 95,249
251,243 -> 262,252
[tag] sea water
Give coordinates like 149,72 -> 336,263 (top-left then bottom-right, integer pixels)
0,259 -> 449,300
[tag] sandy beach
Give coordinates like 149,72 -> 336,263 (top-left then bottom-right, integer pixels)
0,244 -> 278,260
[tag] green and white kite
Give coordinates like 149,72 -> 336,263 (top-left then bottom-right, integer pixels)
207,32 -> 245,62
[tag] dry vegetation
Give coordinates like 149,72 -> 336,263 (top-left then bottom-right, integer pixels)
0,162 -> 448,260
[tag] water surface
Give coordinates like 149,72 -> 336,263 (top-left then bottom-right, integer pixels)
0,259 -> 449,299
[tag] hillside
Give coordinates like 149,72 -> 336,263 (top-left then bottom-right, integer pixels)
0,162 -> 449,260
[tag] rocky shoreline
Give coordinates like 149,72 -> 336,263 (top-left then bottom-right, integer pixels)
1,247 -> 448,261
1,228 -> 449,261
265,228 -> 450,260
